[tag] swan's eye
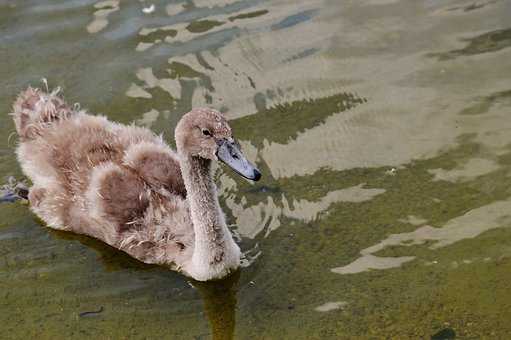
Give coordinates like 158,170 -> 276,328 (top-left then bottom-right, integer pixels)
202,129 -> 211,137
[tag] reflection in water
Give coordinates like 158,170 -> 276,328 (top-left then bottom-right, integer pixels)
51,229 -> 240,340
430,27 -> 511,60
428,157 -> 500,182
166,3 -> 186,16
135,108 -> 160,127
228,9 -> 269,22
187,19 -> 225,33
87,1 -> 120,34
229,92 -> 367,147
446,0 -> 498,13
367,199 -> 511,251
332,253 -> 415,275
48,228 -> 158,272
397,215 -> 428,226
224,183 -> 385,238
193,272 -> 240,340
459,89 -> 511,116
334,198 -> 511,275
133,3 -> 273,53
129,67 -> 182,100
314,300 -> 347,312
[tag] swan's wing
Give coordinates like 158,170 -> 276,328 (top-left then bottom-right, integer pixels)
87,162 -> 150,233
87,162 -> 193,266
123,142 -> 186,198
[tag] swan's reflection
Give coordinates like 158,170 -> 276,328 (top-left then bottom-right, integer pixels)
192,271 -> 239,340
48,228 -> 240,340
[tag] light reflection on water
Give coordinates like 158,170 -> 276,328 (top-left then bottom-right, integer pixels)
2,0 -> 511,338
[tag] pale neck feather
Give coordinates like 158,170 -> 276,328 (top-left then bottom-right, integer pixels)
178,153 -> 240,280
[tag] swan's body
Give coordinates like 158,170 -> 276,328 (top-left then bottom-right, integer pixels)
11,87 -> 260,281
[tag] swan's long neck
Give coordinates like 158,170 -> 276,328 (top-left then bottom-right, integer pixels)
179,154 -> 239,280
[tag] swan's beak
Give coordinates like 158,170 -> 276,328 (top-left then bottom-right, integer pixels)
216,138 -> 261,181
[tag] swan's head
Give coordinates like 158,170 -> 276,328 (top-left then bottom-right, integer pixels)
175,108 -> 261,181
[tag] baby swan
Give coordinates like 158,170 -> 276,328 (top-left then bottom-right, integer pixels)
11,87 -> 261,281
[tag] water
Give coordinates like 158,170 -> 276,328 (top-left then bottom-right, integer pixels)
1,0 -> 511,338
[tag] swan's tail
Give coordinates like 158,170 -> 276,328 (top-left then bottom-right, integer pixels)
10,85 -> 73,141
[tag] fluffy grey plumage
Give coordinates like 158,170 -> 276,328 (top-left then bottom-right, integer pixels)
10,87 -> 257,281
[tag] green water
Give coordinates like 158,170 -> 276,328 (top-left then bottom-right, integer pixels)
1,0 -> 511,338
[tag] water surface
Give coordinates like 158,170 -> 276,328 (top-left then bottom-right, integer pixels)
1,0 -> 511,338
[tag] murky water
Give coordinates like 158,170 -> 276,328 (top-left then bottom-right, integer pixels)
1,0 -> 511,338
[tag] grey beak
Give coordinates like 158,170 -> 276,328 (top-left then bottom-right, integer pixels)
216,139 -> 261,181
